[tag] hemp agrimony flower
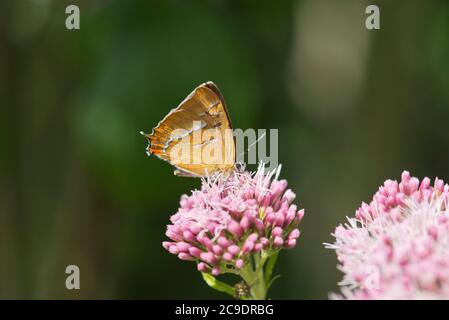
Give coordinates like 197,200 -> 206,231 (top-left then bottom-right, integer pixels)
163,163 -> 304,299
326,171 -> 449,299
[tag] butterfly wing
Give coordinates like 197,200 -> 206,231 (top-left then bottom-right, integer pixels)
142,82 -> 235,177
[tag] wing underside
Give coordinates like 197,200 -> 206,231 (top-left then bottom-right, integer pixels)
143,82 -> 235,177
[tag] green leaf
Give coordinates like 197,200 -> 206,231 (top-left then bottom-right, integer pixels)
201,273 -> 235,297
267,274 -> 282,289
264,251 -> 279,285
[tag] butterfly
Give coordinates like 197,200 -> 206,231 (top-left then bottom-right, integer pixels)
141,82 -> 236,177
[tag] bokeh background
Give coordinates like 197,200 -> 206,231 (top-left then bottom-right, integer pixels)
1,0 -> 449,299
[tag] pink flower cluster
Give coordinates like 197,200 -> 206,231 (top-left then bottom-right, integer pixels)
163,165 -> 304,276
355,171 -> 447,222
327,171 -> 449,299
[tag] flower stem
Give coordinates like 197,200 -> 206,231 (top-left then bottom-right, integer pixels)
250,267 -> 266,300
239,253 -> 269,300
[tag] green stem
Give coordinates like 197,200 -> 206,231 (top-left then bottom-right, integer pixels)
199,251 -> 278,300
239,253 -> 269,300
250,266 -> 266,299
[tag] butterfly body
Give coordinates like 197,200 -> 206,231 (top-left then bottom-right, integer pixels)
141,82 -> 236,177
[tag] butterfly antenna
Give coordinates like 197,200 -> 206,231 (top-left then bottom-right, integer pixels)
236,131 -> 266,163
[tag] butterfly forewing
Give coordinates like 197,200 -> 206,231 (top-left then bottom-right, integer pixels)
143,82 -> 235,177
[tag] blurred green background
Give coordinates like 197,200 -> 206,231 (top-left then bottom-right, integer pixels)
1,0 -> 449,299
